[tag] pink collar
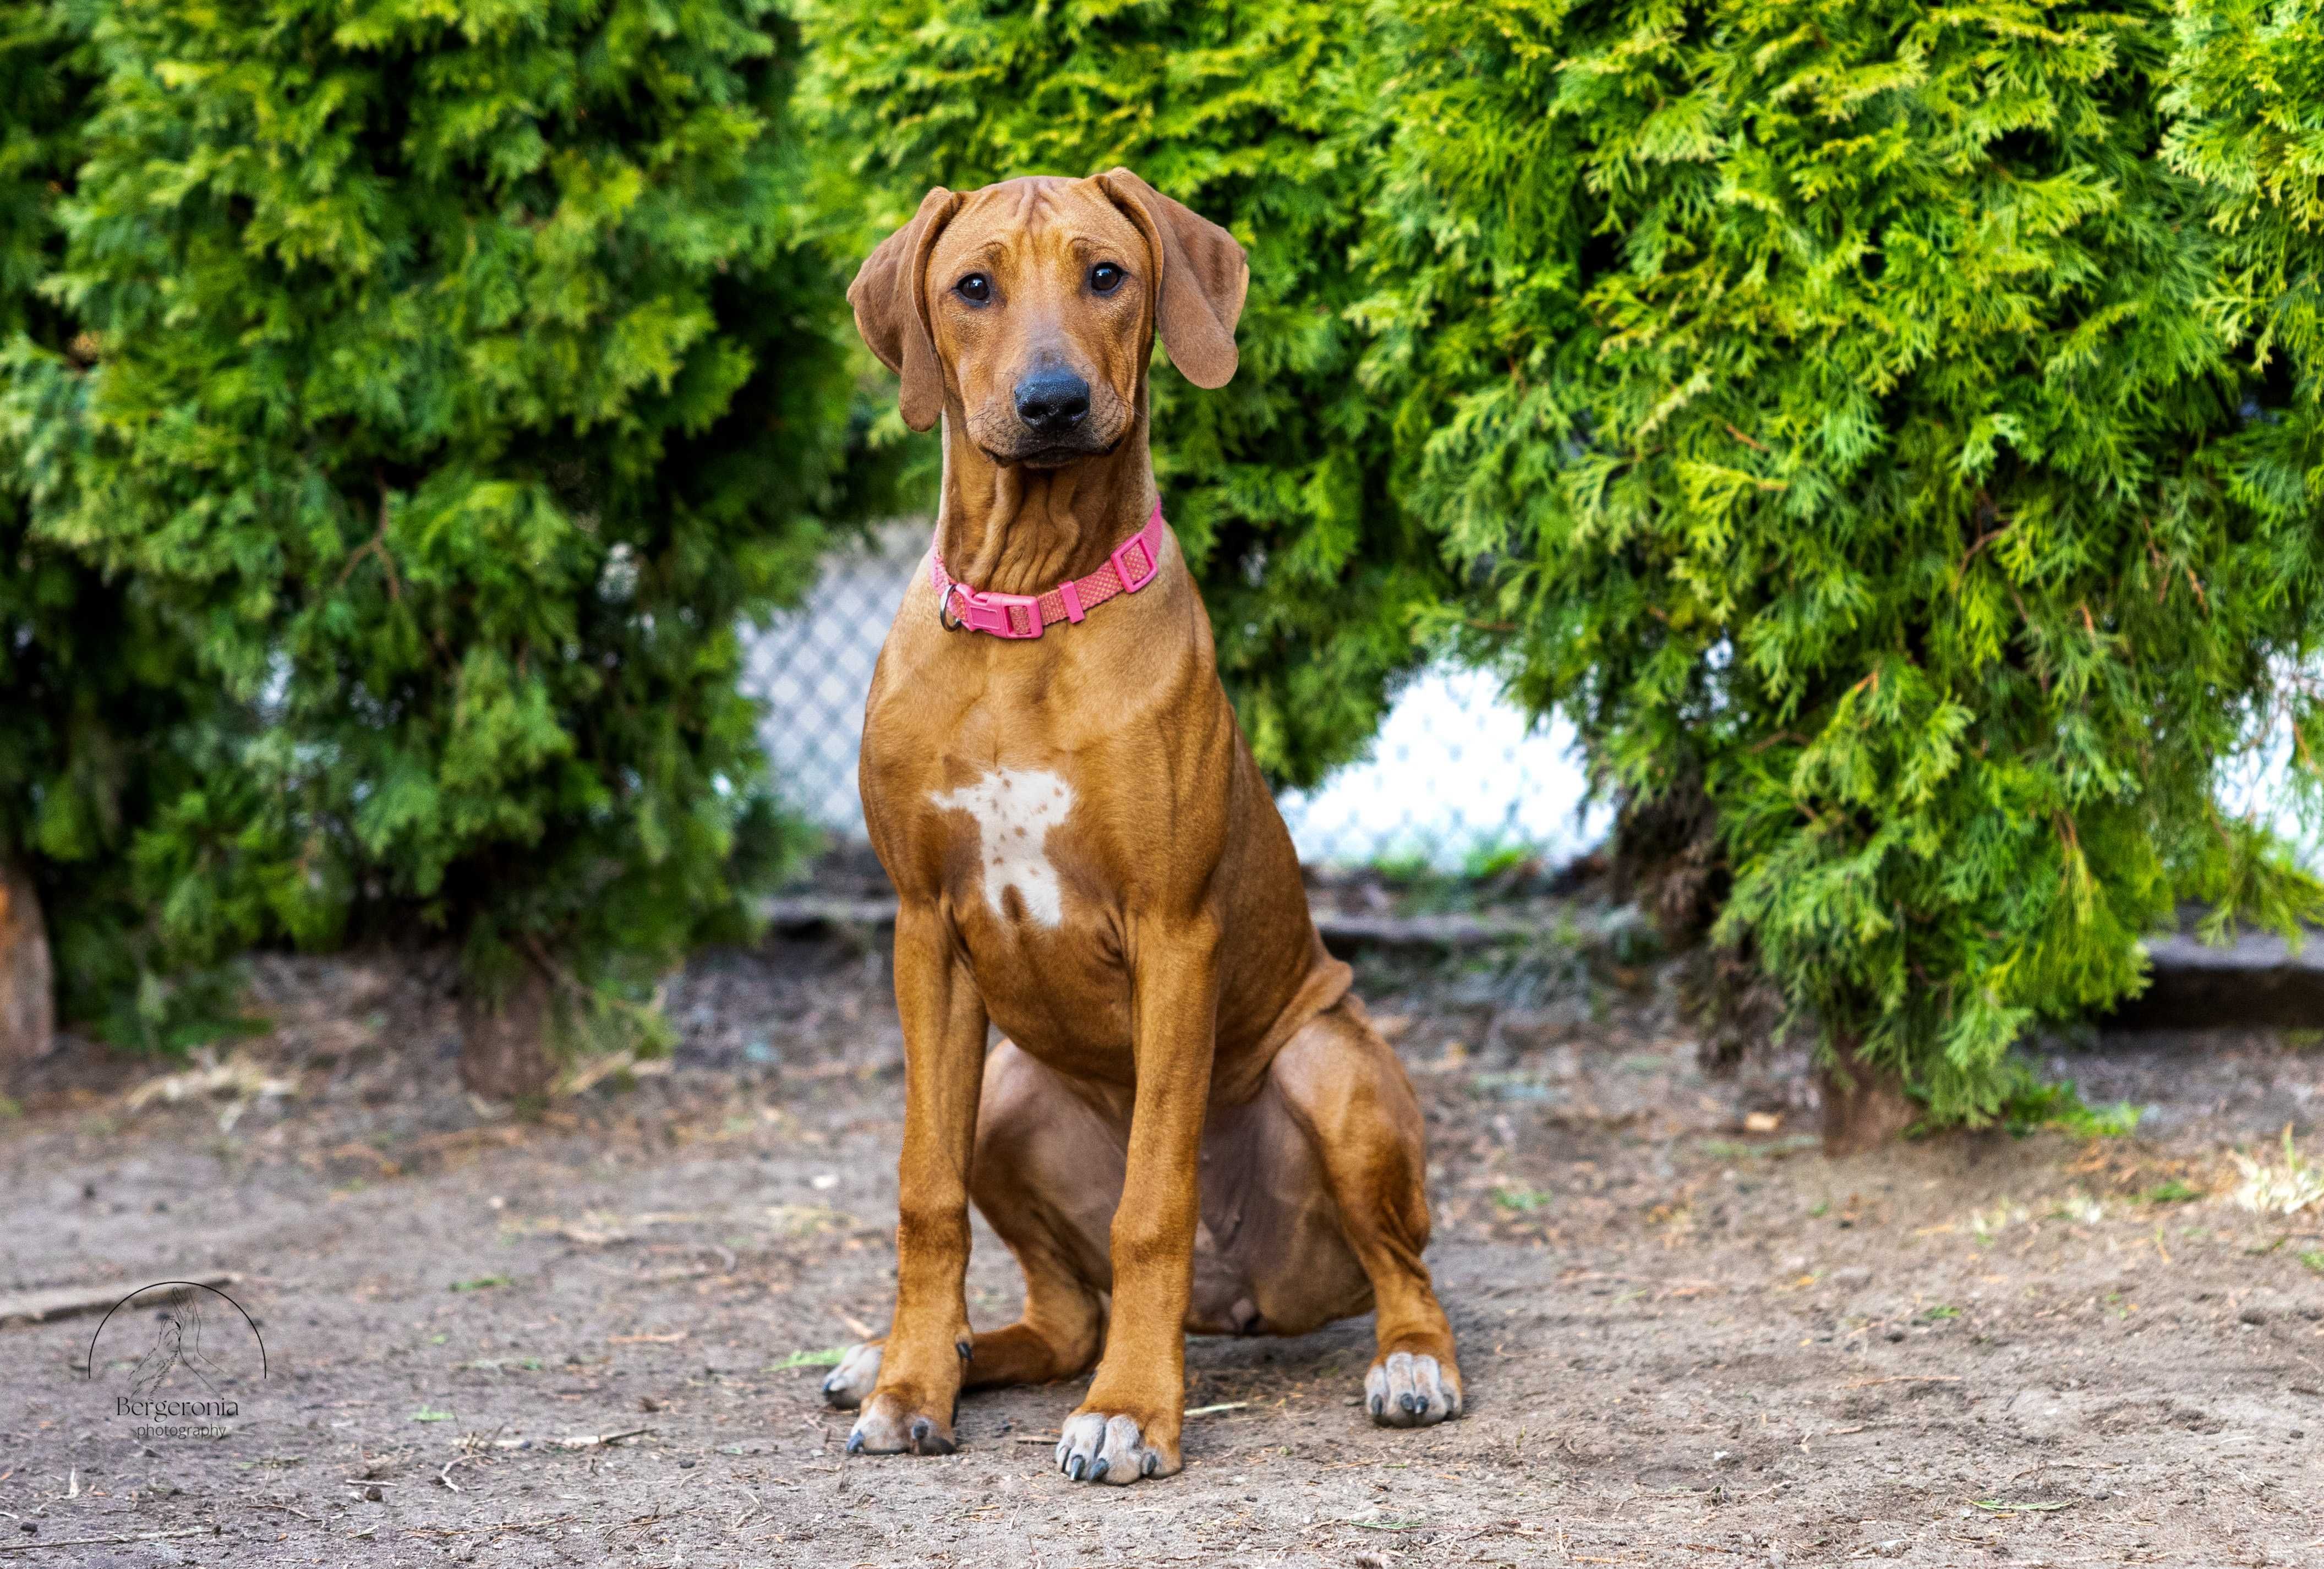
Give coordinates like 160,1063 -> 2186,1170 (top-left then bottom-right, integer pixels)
931,501 -> 1166,639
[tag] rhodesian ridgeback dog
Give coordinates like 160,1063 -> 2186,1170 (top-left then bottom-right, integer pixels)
820,170 -> 1462,1486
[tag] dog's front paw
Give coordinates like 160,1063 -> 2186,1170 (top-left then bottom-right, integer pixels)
845,1388 -> 956,1456
1054,1410 -> 1175,1485
821,1341 -> 882,1410
1365,1348 -> 1463,1429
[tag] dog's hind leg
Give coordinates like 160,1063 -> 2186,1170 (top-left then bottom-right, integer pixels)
961,1040 -> 1112,1389
827,1041 -> 1112,1411
1269,998 -> 1464,1428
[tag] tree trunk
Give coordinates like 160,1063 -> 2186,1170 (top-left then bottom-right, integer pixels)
457,960 -> 556,1100
1818,1035 -> 1917,1156
0,857 -> 55,1073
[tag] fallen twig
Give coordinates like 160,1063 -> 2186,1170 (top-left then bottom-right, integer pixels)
0,1275 -> 238,1327
0,1529 -> 214,1555
489,1426 -> 650,1451
400,1515 -> 574,1539
1007,1398 -> 1248,1443
123,1051 -> 295,1112
1304,1516 -> 1431,1534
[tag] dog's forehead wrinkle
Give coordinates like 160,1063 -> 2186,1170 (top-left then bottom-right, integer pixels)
954,178 -> 1136,249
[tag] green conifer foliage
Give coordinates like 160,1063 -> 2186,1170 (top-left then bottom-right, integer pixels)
1370,0 -> 2324,1125
0,1 -> 218,1040
2164,0 -> 2324,818
12,0 -> 851,1048
799,0 -> 1450,787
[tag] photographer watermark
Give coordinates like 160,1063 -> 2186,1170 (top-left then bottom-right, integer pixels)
85,1281 -> 266,1440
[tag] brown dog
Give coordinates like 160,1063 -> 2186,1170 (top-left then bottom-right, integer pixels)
822,171 -> 1462,1486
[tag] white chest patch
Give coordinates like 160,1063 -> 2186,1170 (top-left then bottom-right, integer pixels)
928,769 -> 1075,928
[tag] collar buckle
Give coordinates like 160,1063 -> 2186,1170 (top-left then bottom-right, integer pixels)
944,583 -> 1043,639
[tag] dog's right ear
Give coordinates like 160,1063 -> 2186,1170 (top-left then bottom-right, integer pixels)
848,187 -> 961,433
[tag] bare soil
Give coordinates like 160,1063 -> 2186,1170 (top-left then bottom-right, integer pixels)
3,927 -> 2322,1567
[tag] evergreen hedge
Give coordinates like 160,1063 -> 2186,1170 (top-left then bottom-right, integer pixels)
0,0 -> 229,1052
1366,0 -> 2324,1130
4,0 -> 856,1081
799,0 -> 1450,787
6,0 -> 2321,1134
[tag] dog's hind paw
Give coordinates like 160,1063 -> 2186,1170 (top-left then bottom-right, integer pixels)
1054,1411 -> 1174,1485
821,1341 -> 882,1410
1365,1349 -> 1463,1428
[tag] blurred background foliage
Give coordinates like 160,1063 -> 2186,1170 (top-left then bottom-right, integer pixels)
0,0 -> 2318,1124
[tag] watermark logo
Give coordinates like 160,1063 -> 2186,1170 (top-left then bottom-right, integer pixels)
85,1282 -> 266,1441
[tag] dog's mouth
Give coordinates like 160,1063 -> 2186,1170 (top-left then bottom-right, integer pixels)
980,435 -> 1123,471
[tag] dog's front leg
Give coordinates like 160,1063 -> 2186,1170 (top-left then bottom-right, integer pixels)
1056,912 -> 1220,1486
848,899 -> 987,1457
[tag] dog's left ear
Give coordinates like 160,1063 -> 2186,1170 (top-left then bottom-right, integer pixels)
1096,168 -> 1249,389
849,186 -> 962,432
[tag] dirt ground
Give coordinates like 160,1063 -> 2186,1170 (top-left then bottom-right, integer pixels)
3,923 -> 2322,1568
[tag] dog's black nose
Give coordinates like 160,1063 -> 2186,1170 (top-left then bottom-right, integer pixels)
1014,368 -> 1090,435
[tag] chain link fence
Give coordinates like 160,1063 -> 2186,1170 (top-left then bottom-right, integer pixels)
747,522 -> 1607,879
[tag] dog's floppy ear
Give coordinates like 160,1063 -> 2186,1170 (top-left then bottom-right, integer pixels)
848,187 -> 962,432
1096,168 -> 1248,389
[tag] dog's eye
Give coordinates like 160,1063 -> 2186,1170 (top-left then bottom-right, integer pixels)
956,274 -> 991,304
1089,263 -> 1124,296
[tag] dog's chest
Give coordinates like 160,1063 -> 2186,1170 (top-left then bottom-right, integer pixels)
926,767 -> 1079,929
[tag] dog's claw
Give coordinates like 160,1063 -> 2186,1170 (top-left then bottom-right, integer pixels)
1365,1349 -> 1463,1430
1056,1412 -> 1170,1485
821,1341 -> 883,1411
845,1387 -> 956,1456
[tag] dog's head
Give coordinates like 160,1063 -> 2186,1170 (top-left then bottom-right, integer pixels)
849,171 -> 1248,467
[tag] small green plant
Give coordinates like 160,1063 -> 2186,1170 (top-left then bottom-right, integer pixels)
767,1346 -> 847,1370
2142,1179 -> 2205,1205
1490,1184 -> 1556,1215
1997,1068 -> 2145,1139
1923,1304 -> 1962,1322
1460,841 -> 1541,883
448,1276 -> 512,1294
410,1407 -> 455,1423
1700,1134 -> 1823,1161
2298,1250 -> 2324,1276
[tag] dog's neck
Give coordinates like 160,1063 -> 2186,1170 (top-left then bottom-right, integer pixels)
936,401 -> 1160,598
